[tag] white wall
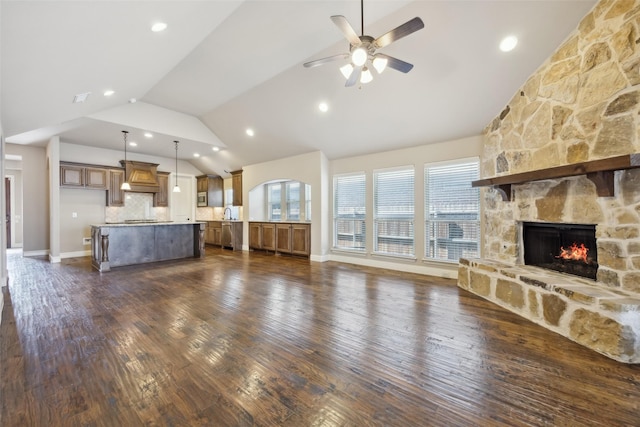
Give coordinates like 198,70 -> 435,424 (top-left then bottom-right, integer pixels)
330,135 -> 483,278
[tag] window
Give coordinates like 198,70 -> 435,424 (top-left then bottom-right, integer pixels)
333,173 -> 366,251
425,159 -> 480,262
267,183 -> 281,221
286,182 -> 300,221
305,184 -> 311,221
374,167 -> 414,256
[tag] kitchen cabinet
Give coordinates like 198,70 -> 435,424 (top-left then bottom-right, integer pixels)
61,164 -> 84,187
206,221 -> 240,249
153,172 -> 169,207
107,169 -> 125,207
85,167 -> 108,189
60,162 -> 108,189
249,223 -> 261,249
223,221 -> 243,250
197,176 -> 208,193
231,170 -> 243,206
206,221 -> 222,245
196,175 -> 224,207
276,224 -> 292,253
249,222 -> 276,251
276,223 -> 310,256
250,222 -> 307,256
291,223 -> 311,256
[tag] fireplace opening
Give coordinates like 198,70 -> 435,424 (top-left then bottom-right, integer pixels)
522,222 -> 597,280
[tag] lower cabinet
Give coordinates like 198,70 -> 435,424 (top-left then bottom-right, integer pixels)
206,222 -> 222,246
206,221 -> 240,249
249,222 -> 277,252
249,222 -> 309,257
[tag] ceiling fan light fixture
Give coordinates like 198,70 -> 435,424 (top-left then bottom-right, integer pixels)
351,47 -> 367,67
340,63 -> 354,79
360,67 -> 373,84
373,56 -> 388,74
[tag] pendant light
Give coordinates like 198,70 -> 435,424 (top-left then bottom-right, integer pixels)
173,140 -> 181,193
120,130 -> 131,191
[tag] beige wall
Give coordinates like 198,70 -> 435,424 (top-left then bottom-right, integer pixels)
5,161 -> 23,247
5,144 -> 49,255
243,151 -> 329,260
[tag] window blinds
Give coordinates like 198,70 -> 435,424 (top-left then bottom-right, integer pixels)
425,160 -> 480,262
374,167 -> 414,256
333,173 -> 366,250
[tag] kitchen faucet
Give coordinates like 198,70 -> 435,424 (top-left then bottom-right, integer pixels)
224,207 -> 232,220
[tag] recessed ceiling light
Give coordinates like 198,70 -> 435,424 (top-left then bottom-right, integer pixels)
103,90 -> 115,97
500,35 -> 518,52
144,132 -> 153,138
151,22 -> 167,32
129,141 -> 137,147
246,128 -> 255,137
212,146 -> 220,152
318,102 -> 329,112
193,153 -> 200,158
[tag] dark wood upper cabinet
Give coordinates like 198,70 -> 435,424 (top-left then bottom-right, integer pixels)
196,175 -> 223,207
153,172 -> 170,207
107,169 -> 125,207
231,170 -> 243,206
60,164 -> 84,187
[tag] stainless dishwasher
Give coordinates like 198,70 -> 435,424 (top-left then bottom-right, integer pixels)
221,222 -> 233,248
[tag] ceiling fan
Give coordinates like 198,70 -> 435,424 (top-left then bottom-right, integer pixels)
303,0 -> 424,87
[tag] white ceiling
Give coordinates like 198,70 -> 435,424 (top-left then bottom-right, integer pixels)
1,0 -> 596,177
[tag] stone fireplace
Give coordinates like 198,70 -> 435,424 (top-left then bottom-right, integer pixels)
458,0 -> 640,363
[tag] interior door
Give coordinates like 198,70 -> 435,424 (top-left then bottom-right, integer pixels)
172,174 -> 194,222
5,177 -> 10,248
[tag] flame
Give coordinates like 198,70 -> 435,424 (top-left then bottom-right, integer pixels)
556,242 -> 589,263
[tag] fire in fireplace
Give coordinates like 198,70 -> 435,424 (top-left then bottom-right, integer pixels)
522,222 -> 597,280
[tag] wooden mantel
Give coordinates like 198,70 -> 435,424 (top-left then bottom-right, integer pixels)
472,153 -> 640,201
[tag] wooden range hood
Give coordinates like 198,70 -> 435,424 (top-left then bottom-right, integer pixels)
120,160 -> 160,193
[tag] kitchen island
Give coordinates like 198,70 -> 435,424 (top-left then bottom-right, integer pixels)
91,221 -> 205,272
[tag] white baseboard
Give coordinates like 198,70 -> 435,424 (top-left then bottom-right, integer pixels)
60,250 -> 91,259
329,253 -> 459,279
23,249 -> 49,257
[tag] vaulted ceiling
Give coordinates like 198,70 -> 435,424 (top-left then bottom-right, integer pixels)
1,0 -> 596,177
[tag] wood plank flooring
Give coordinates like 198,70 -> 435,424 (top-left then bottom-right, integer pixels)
2,247 -> 640,426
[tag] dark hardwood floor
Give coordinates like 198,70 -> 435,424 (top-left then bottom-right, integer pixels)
2,247 -> 639,426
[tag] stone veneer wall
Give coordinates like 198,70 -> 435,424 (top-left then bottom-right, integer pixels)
459,0 -> 640,362
482,0 -> 640,289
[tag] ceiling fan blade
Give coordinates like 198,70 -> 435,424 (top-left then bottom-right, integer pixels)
374,53 -> 414,73
345,66 -> 362,87
373,17 -> 424,49
303,53 -> 349,68
331,15 -> 361,46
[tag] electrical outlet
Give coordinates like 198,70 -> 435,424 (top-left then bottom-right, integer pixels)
72,212 -> 78,218
82,237 -> 92,245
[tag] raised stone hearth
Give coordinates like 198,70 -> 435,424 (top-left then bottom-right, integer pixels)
458,258 -> 640,363
460,0 -> 640,363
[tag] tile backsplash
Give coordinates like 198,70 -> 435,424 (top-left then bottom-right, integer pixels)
105,193 -> 169,223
